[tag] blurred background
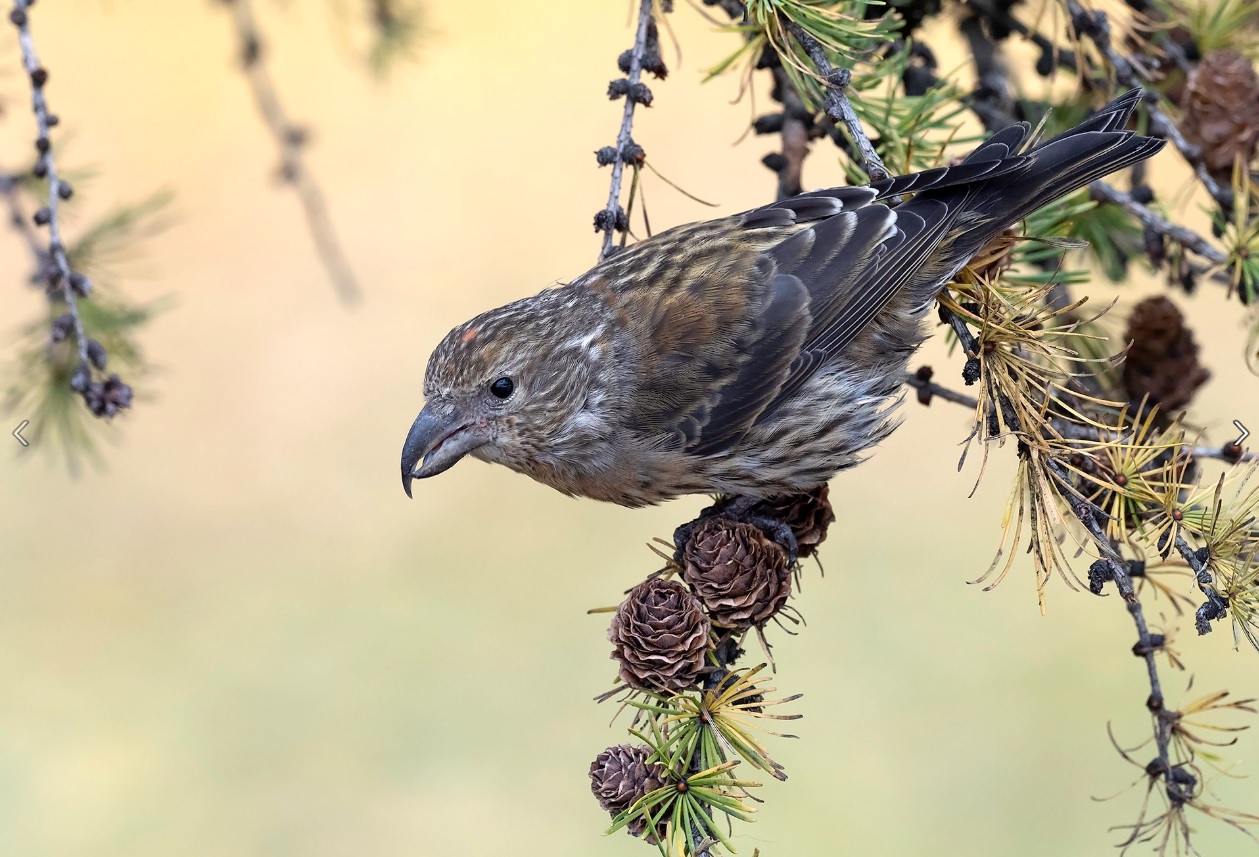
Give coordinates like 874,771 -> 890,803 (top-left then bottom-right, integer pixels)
0,2 -> 1255,856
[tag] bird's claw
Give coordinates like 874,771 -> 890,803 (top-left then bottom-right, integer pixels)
744,514 -> 799,566
672,496 -> 799,567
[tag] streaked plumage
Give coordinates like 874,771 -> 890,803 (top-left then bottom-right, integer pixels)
402,91 -> 1164,507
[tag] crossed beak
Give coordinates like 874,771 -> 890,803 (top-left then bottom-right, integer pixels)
400,401 -> 489,498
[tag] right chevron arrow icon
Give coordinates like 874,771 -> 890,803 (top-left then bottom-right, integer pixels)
1234,420 -> 1251,446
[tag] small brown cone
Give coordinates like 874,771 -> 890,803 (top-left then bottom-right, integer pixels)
682,518 -> 792,630
589,745 -> 663,814
609,578 -> 710,693
1122,295 -> 1211,414
750,485 -> 836,559
1179,50 -> 1259,181
589,744 -> 668,840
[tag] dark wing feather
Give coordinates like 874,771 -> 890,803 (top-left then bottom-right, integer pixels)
1038,88 -> 1142,142
606,226 -> 813,454
793,202 -> 945,357
763,199 -> 961,412
961,122 -> 1031,161
741,186 -> 877,229
871,154 -> 1029,197
687,272 -> 810,454
767,207 -> 900,365
681,199 -> 941,453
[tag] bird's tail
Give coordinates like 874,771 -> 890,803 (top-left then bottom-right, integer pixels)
890,89 -> 1165,290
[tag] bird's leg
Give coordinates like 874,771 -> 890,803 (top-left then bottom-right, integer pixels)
672,495 -> 800,566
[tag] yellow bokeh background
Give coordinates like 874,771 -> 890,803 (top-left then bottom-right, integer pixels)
1,3 -> 1256,856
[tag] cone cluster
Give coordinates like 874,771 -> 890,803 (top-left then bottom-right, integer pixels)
607,487 -> 835,693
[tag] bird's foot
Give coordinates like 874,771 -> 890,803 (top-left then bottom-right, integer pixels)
743,514 -> 799,565
672,495 -> 799,567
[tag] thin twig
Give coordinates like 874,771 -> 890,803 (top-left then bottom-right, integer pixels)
1190,445 -> 1256,464
784,20 -> 889,182
221,0 -> 362,304
906,365 -> 1254,471
1049,461 -> 1176,798
903,368 -> 980,409
1173,534 -> 1230,635
596,0 -> 657,262
1092,176 -> 1237,290
688,634 -> 740,857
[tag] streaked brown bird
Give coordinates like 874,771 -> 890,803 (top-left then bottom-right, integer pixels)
402,91 -> 1163,508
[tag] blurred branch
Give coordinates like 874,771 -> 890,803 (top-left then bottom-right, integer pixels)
219,0 -> 363,304
897,34 -> 1021,133
11,0 -> 86,370
965,0 -> 1079,75
365,0 -> 423,78
708,0 -> 815,200
958,11 -> 1017,123
1090,181 -> 1227,265
594,0 -> 664,261
767,65 -> 810,200
8,0 -> 133,419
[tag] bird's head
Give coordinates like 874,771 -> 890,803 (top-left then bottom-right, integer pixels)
401,288 -> 606,497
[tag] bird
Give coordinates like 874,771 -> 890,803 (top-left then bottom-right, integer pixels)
401,90 -> 1164,509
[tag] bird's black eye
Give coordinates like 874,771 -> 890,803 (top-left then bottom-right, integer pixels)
489,377 -> 515,399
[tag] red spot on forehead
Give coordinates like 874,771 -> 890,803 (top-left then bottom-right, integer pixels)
461,326 -> 479,344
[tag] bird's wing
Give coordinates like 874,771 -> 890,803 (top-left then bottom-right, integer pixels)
600,142 -> 1038,457
581,93 -> 1158,460
598,191 -> 969,456
748,146 -> 1037,414
683,269 -> 811,454
758,192 -> 956,413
